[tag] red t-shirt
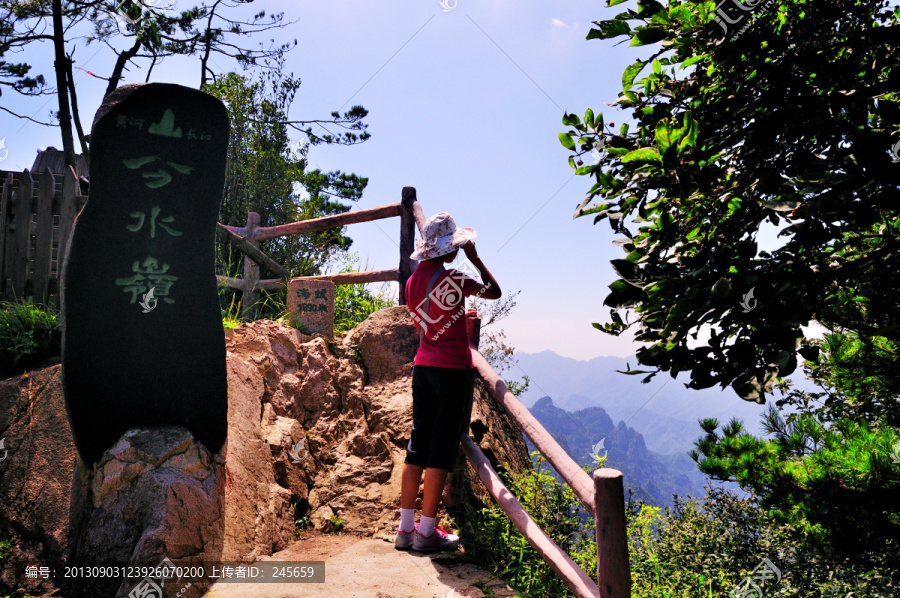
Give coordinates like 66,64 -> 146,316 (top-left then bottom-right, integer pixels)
405,259 -> 482,369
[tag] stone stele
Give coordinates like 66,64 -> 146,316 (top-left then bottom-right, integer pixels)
288,278 -> 335,338
60,83 -> 229,465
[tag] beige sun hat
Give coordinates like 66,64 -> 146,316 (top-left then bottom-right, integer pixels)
410,212 -> 477,260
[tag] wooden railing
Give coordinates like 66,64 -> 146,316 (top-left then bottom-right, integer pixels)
462,320 -> 631,598
0,167 -> 87,307
217,186 -> 427,318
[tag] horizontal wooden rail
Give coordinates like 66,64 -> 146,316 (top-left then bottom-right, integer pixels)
215,223 -> 287,278
469,348 -> 595,512
303,269 -> 399,284
225,203 -> 403,241
217,275 -> 286,292
217,268 -> 399,291
461,435 -> 600,598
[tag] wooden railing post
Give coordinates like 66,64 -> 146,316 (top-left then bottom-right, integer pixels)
54,167 -> 79,308
9,170 -> 33,300
466,312 -> 481,350
445,313 -> 483,509
32,167 -> 56,306
594,468 -> 631,598
0,174 -> 11,299
462,313 -> 481,441
241,211 -> 261,320
403,185 -> 427,238
399,187 -> 416,305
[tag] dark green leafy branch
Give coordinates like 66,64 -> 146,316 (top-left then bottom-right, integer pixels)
562,0 -> 900,402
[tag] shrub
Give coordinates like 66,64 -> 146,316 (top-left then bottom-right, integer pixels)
463,456 -> 898,597
330,253 -> 395,334
463,453 -> 596,597
0,300 -> 61,376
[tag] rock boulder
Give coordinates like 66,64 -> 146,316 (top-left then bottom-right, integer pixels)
0,307 -> 530,597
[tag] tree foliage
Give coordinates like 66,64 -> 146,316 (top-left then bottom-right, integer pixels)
0,0 -> 298,165
562,0 -> 900,403
564,0 -> 900,566
205,66 -> 369,283
690,330 -> 900,560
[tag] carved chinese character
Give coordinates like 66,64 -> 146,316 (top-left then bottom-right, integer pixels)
115,257 -> 178,304
126,205 -> 182,237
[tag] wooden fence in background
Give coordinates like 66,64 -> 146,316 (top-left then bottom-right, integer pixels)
0,167 -> 87,307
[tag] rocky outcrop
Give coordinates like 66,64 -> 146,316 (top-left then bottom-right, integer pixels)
0,366 -> 78,596
67,427 -> 224,598
0,306 -> 531,597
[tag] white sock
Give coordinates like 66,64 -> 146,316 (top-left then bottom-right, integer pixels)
400,508 -> 415,533
419,515 -> 436,537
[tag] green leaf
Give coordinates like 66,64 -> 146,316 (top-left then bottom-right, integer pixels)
576,203 -> 611,218
630,27 -> 667,47
558,132 -> 576,150
656,121 -> 674,155
607,0 -> 630,6
679,54 -> 708,70
676,111 -> 698,151
608,279 -> 632,293
621,148 -> 663,165
652,58 -> 662,75
562,112 -> 581,127
587,20 -> 631,40
658,211 -> 673,229
637,0 -> 666,17
585,108 -> 595,129
622,60 -> 647,89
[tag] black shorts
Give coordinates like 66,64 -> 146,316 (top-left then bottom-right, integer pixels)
405,364 -> 475,472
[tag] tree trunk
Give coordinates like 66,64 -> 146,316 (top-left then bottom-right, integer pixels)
52,0 -> 77,169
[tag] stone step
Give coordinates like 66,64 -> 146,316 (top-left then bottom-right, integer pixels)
204,532 -> 516,598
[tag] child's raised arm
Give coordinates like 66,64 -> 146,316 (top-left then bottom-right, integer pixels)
461,240 -> 501,300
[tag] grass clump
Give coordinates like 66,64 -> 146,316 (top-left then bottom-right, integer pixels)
328,514 -> 345,534
0,299 -> 61,376
331,253 -> 395,334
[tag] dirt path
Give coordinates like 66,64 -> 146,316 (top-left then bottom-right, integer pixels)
203,531 -> 519,598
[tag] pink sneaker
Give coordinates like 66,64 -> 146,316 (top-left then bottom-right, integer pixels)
395,522 -> 418,550
412,526 -> 459,553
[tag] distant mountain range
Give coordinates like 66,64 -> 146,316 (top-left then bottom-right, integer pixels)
512,350 -> 816,455
526,397 -> 709,508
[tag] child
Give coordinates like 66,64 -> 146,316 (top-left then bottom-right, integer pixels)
396,212 -> 502,552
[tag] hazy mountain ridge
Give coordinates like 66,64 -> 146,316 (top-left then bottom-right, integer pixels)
526,397 -> 707,508
515,350 -> 813,454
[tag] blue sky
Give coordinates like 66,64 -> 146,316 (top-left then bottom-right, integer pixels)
0,0 -> 805,362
